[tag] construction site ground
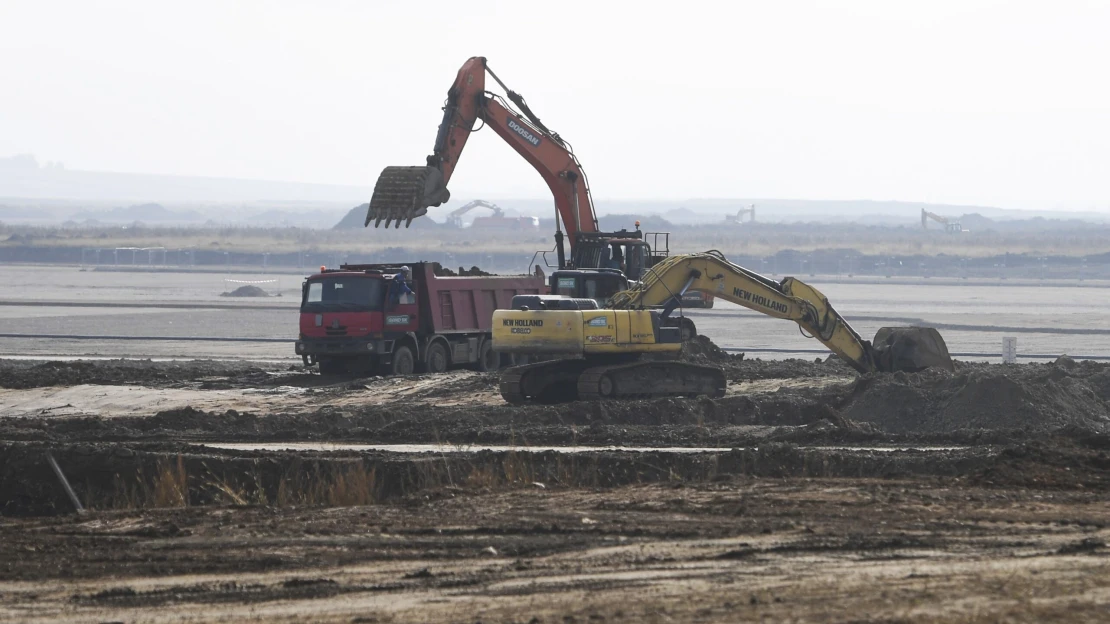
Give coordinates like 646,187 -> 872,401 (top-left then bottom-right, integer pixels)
3,347 -> 1110,622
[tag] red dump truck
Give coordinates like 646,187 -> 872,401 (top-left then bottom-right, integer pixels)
296,262 -> 545,376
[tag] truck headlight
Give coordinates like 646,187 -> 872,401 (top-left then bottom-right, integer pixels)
366,343 -> 375,351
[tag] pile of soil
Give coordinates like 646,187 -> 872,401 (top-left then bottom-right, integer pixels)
432,263 -> 495,277
679,335 -> 732,363
841,361 -> 1110,434
682,335 -> 854,380
220,285 -> 269,297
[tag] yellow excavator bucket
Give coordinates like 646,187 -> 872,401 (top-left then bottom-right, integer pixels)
870,326 -> 954,373
364,166 -> 449,228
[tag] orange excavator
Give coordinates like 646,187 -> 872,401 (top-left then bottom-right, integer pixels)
364,56 -> 666,285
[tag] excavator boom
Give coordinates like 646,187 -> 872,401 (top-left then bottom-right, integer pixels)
365,57 -> 597,242
608,251 -> 954,374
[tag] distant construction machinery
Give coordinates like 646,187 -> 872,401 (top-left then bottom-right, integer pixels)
446,200 -> 539,230
921,208 -> 967,233
726,204 -> 756,224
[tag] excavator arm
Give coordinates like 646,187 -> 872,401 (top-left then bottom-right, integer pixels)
365,57 -> 598,245
921,209 -> 949,229
607,252 -> 953,374
448,200 -> 504,226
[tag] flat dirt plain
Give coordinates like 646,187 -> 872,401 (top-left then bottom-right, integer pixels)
3,345 -> 1110,622
3,266 -> 1110,622
3,265 -> 1110,361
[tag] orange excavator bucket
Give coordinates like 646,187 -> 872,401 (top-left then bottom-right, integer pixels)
365,165 -> 449,228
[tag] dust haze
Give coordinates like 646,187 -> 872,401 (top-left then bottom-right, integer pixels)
4,3 -> 1110,623
2,1 -> 1110,210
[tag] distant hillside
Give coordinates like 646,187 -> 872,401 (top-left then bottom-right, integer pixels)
248,209 -> 348,228
333,203 -> 442,230
2,155 -> 1106,225
73,203 -> 204,223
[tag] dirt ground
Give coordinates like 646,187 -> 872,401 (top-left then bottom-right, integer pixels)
3,348 -> 1110,622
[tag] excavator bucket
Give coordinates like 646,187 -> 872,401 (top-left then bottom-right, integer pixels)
871,326 -> 955,373
365,166 -> 449,228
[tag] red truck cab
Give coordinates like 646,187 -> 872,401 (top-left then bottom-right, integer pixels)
297,262 -> 544,376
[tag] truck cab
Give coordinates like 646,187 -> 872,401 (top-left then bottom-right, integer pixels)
297,262 -> 545,376
297,265 -> 420,375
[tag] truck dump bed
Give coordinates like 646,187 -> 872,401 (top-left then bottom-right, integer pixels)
415,264 -> 545,334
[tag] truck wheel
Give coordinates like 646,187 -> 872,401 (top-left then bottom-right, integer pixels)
318,357 -> 347,375
424,342 -> 449,374
477,340 -> 499,372
391,345 -> 416,376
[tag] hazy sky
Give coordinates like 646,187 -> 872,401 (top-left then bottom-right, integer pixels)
2,0 -> 1109,210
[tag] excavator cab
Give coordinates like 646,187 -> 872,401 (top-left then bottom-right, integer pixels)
571,228 -> 667,281
550,269 -> 629,308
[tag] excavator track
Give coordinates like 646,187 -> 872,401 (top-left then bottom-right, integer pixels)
365,166 -> 447,228
497,366 -> 530,404
499,359 -> 593,404
577,361 -> 726,401
501,357 -> 728,404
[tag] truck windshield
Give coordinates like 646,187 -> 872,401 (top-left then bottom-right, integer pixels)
301,277 -> 384,312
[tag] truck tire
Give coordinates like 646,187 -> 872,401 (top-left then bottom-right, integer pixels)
391,345 -> 416,376
476,340 -> 499,372
424,342 -> 449,374
318,357 -> 347,376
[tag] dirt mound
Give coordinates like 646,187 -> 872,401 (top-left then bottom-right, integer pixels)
432,263 -> 495,277
220,285 -> 269,297
680,335 -> 731,363
680,335 -> 851,381
725,357 -> 852,382
841,362 -> 1110,435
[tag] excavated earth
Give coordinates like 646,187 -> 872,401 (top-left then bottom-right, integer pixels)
3,338 -> 1110,621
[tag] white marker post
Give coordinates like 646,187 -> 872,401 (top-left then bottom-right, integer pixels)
1002,337 -> 1017,364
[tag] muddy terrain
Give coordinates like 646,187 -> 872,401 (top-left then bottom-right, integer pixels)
3,341 -> 1110,621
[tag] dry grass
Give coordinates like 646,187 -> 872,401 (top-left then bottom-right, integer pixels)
275,462 -> 380,507
107,457 -> 382,510
100,450 -> 719,512
112,456 -> 189,509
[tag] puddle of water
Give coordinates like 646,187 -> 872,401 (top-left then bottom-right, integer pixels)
240,386 -> 310,396
201,442 -> 967,454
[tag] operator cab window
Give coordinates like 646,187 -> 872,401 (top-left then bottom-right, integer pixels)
624,244 -> 648,281
555,276 -> 577,298
584,276 -> 623,307
301,277 -> 384,311
307,282 -> 323,303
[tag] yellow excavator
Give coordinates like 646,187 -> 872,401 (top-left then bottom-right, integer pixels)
492,251 -> 953,403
